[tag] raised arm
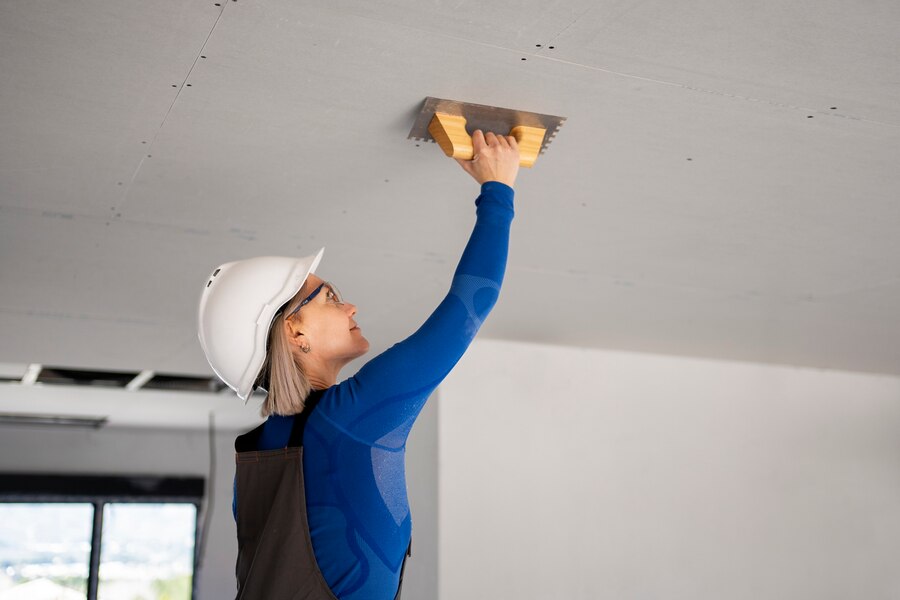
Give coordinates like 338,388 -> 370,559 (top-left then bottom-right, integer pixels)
318,131 -> 519,442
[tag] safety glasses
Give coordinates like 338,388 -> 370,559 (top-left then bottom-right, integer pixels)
284,282 -> 343,320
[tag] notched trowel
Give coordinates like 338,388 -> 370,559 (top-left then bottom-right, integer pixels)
408,97 -> 566,168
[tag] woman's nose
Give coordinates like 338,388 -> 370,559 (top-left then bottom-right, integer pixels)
344,302 -> 357,317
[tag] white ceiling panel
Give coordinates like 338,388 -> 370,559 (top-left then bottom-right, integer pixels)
548,0 -> 900,123
0,0 -> 222,215
1,0 -> 898,427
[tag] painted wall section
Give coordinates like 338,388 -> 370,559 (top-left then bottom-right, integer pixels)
438,338 -> 900,600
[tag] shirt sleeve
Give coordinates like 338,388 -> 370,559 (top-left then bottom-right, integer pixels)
315,181 -> 514,444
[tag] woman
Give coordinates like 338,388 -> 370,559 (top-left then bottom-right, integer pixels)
198,130 -> 520,599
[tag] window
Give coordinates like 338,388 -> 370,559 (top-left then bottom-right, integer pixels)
0,475 -> 204,600
0,503 -> 93,597
98,503 -> 196,599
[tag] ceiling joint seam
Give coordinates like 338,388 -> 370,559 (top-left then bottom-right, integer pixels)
119,2 -> 232,206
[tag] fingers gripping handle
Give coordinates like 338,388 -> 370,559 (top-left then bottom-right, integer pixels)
427,112 -> 545,168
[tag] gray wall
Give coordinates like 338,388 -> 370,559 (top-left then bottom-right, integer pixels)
439,339 -> 900,600
0,394 -> 439,599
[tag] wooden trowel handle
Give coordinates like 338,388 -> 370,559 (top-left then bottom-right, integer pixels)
428,112 -> 545,168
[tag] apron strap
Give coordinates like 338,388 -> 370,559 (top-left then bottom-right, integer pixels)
234,422 -> 266,453
287,388 -> 325,447
393,540 -> 413,600
235,389 -> 325,452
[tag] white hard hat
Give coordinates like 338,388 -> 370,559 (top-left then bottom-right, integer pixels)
197,248 -> 324,401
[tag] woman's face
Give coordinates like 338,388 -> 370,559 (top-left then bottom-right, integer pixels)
286,274 -> 369,363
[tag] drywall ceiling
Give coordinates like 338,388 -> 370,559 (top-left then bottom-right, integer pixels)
1,0 -> 899,427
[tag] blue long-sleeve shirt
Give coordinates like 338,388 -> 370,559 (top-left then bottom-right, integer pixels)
235,181 -> 514,599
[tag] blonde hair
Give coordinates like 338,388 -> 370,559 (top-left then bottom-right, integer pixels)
257,294 -> 312,417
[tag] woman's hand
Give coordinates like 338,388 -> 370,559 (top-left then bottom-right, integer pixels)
454,129 -> 520,188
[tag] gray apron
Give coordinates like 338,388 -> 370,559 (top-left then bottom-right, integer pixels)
234,390 -> 411,600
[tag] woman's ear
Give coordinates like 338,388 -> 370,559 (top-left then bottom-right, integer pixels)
284,317 -> 303,342
284,321 -> 311,355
